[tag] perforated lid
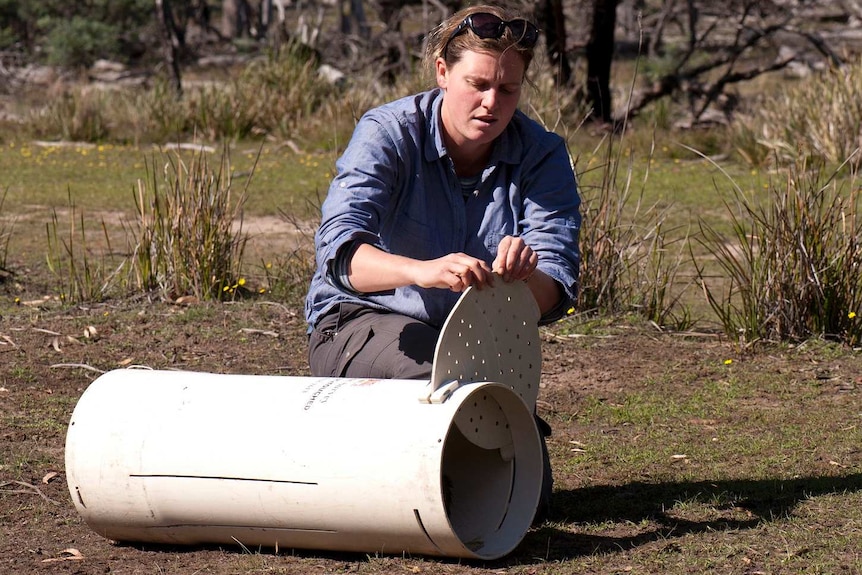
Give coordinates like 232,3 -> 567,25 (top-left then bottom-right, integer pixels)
430,275 -> 542,410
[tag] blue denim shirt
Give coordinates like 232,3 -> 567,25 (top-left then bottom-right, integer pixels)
305,88 -> 581,329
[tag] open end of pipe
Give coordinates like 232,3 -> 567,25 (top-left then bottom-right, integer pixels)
440,384 -> 542,558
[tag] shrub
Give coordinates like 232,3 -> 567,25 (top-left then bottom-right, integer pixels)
45,16 -> 120,69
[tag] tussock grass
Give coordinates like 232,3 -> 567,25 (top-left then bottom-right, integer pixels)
0,187 -> 12,278
45,190 -> 124,302
734,57 -> 862,166
129,147 -> 252,301
575,135 -> 694,331
694,156 -> 862,347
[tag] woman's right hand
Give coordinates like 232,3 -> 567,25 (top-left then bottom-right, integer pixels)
413,253 -> 495,292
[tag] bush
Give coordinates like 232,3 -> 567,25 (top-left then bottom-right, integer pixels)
45,16 -> 120,69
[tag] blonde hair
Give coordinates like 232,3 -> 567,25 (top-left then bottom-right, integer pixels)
423,5 -> 537,78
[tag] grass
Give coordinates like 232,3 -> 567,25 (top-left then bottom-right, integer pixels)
0,141 -> 332,217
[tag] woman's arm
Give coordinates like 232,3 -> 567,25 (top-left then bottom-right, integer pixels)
348,242 -> 495,294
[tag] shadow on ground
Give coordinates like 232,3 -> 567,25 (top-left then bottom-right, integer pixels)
512,473 -> 862,562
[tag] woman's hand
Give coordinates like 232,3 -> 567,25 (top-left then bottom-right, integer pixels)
413,253 -> 495,292
492,236 -> 538,282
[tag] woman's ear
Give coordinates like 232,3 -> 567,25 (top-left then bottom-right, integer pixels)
435,57 -> 448,90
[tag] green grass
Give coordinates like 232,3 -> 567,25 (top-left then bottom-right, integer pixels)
0,141 -> 332,218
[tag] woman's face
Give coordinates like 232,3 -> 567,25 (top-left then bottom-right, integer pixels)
436,49 -> 525,155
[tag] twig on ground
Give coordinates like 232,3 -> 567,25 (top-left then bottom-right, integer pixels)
49,363 -> 105,374
0,480 -> 61,505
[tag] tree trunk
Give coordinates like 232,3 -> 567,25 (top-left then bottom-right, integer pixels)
538,0 -> 572,85
586,0 -> 618,123
156,0 -> 182,97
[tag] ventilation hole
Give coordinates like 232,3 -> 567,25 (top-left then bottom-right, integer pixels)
475,427 -> 479,433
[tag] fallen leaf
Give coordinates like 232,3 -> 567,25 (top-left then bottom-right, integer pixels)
174,295 -> 199,306
40,548 -> 84,563
671,454 -> 688,460
42,471 -> 59,484
51,337 -> 61,352
118,357 -> 134,366
238,328 -> 279,338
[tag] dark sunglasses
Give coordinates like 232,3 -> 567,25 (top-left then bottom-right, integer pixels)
443,12 -> 540,58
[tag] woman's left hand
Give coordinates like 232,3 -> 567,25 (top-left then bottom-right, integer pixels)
492,236 -> 538,282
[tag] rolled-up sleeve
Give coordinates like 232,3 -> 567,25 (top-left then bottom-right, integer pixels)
314,117 -> 398,283
520,136 -> 582,324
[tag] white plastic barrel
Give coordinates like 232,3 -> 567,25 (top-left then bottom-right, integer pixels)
65,277 -> 545,560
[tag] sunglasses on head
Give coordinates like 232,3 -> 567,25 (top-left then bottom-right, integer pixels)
442,12 -> 540,58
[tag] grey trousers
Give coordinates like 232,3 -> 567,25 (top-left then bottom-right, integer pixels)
308,303 -> 439,379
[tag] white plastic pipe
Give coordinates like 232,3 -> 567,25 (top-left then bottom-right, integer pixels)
65,369 -> 542,560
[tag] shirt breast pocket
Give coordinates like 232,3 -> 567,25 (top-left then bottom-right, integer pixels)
386,213 -> 437,260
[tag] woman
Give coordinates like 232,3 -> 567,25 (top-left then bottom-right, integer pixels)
306,5 -> 581,380
305,5 -> 581,522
